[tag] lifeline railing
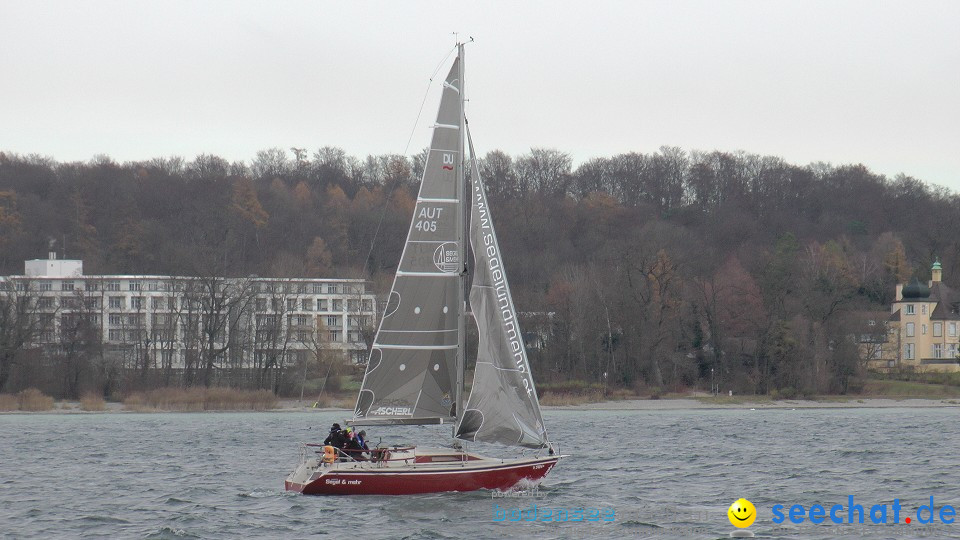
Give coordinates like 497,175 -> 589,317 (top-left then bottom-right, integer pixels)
302,443 -> 477,469
304,443 -> 420,468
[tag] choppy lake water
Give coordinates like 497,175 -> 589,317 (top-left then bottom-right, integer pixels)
2,408 -> 959,539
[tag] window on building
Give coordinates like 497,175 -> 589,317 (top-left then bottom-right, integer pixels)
348,330 -> 362,342
348,299 -> 359,312
905,304 -> 915,315
131,297 -> 144,310
872,347 -> 883,359
326,316 -> 341,328
256,298 -> 267,312
85,297 -> 101,309
327,283 -> 340,294
348,315 -> 369,328
271,298 -> 282,311
934,323 -> 943,337
949,344 -> 958,358
106,281 -> 120,292
905,322 -> 915,337
39,282 -> 53,292
109,296 -> 125,309
85,280 -> 99,291
904,343 -> 915,360
109,314 -> 123,326
108,329 -> 124,341
950,323 -> 958,337
933,344 -> 943,358
317,299 -> 328,312
61,281 -> 74,291
362,299 -> 373,312
151,297 -> 164,309
287,298 -> 298,311
302,299 -> 313,311
332,299 -> 342,312
37,297 -> 55,309
288,314 -> 310,327
128,281 -> 141,291
152,329 -> 172,341
297,284 -> 308,294
312,283 -> 324,294
921,304 -> 927,315
160,350 -> 174,365
922,324 -> 927,335
328,330 -> 342,342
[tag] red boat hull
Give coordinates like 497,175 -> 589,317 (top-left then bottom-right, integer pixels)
285,457 -> 559,496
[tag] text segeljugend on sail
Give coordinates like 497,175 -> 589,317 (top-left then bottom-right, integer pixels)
284,43 -> 564,496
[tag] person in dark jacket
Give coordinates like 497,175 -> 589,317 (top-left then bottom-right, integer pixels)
323,423 -> 346,451
343,429 -> 367,461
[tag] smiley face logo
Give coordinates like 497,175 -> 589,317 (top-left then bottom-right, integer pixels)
727,498 -> 756,528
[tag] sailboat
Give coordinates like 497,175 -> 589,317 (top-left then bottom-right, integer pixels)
285,44 -> 562,496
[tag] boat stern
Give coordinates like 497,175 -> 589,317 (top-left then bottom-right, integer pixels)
284,456 -> 323,493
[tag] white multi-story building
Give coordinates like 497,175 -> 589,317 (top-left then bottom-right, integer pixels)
1,254 -> 378,370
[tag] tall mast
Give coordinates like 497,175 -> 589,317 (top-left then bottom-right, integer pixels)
454,42 -> 466,439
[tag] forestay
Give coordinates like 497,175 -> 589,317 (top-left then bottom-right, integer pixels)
353,59 -> 464,425
455,126 -> 549,448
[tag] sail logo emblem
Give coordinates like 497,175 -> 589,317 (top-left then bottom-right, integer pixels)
434,242 -> 459,273
371,406 -> 412,416
441,153 -> 455,171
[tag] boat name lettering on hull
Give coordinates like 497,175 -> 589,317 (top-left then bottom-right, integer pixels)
325,478 -> 363,486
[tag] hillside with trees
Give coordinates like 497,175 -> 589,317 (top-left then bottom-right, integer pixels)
1,147 -> 957,398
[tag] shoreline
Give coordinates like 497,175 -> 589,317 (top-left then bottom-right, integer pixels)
3,396 -> 959,414
543,397 -> 960,411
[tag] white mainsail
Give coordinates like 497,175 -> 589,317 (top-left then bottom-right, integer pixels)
353,58 -> 464,425
455,125 -> 549,448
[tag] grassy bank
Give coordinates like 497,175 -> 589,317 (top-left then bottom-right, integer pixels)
123,387 -> 278,412
0,389 -> 56,412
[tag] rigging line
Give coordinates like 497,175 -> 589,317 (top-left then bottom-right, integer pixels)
361,45 -> 459,279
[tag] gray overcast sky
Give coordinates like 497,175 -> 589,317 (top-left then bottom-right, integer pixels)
2,1 -> 958,190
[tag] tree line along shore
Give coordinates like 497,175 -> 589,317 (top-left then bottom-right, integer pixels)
0,147 -> 957,400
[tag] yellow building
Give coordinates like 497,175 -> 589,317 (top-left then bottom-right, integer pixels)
872,260 -> 960,372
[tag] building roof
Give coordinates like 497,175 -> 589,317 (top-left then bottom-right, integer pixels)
888,309 -> 901,322
901,277 -> 931,299
929,282 -> 960,321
